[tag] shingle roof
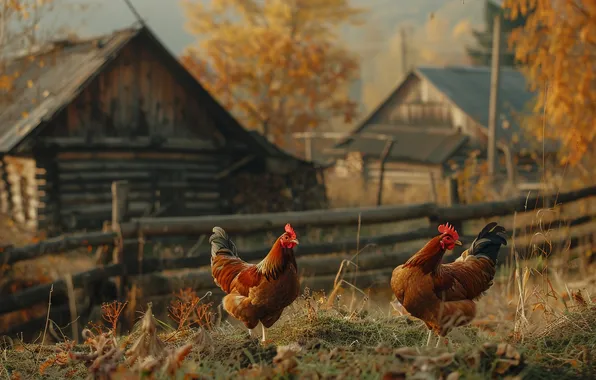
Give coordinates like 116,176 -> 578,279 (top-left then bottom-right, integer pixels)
334,125 -> 469,165
415,65 -> 536,147
0,26 -> 308,164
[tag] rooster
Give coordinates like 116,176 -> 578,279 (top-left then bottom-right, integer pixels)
209,223 -> 300,342
391,222 -> 507,346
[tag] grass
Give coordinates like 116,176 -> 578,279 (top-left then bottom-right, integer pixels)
1,286 -> 595,379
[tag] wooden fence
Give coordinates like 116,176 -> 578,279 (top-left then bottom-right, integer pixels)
0,181 -> 595,337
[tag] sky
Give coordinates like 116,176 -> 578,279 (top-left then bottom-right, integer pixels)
55,0 -> 489,121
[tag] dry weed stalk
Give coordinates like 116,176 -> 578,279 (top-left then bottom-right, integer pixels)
127,305 -> 211,376
70,328 -> 124,379
168,288 -> 215,332
125,303 -> 165,367
300,287 -> 326,322
101,301 -> 127,333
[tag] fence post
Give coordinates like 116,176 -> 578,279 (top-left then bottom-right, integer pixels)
377,139 -> 395,206
111,180 -> 130,300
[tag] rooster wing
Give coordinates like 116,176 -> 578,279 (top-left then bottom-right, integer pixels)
433,222 -> 508,301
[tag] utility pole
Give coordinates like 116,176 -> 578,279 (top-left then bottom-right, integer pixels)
487,13 -> 502,178
400,27 -> 408,78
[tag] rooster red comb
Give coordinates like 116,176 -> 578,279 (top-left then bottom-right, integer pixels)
438,223 -> 459,240
284,223 -> 296,239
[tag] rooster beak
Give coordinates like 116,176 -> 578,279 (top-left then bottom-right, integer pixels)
455,240 -> 462,246
291,239 -> 299,245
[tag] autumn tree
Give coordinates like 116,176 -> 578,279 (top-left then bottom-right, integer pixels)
505,0 -> 596,166
467,0 -> 531,66
180,0 -> 364,150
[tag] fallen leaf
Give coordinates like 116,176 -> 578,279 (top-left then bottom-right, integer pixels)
394,347 -> 418,359
432,352 -> 455,367
382,371 -> 406,380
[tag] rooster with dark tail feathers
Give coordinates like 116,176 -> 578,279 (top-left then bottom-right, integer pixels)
391,222 -> 508,346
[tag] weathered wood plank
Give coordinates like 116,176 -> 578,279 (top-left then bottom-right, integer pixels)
57,161 -> 220,172
0,231 -> 117,265
0,264 -> 124,316
41,137 -> 217,151
59,171 -> 216,182
57,191 -> 219,205
56,151 -> 224,162
60,201 -> 151,215
59,171 -> 153,181
59,191 -> 155,205
59,181 -> 220,193
439,185 -> 596,222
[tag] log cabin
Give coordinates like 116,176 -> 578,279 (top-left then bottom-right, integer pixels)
322,65 -> 555,200
0,26 -> 326,235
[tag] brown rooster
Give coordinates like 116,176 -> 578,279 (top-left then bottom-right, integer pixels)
209,224 -> 300,342
391,222 -> 507,346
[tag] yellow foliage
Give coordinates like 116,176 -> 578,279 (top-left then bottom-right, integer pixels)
180,0 -> 365,148
505,0 -> 596,166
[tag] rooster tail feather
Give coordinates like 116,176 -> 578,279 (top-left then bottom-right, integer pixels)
209,227 -> 238,258
468,222 -> 508,264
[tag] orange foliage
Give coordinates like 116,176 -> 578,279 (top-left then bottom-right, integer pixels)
180,0 -> 364,149
101,301 -> 127,333
168,288 -> 214,330
505,0 -> 596,165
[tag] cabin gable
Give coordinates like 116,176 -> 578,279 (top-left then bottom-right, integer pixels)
40,36 -> 223,144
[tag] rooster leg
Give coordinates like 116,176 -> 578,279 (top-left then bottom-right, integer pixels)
248,328 -> 253,338
261,324 -> 267,342
435,336 -> 442,348
426,330 -> 433,346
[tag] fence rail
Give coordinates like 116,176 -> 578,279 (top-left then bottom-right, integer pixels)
118,184 -> 596,237
0,182 -> 595,336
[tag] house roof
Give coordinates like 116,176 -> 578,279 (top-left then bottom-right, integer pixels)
0,25 -> 306,164
340,65 -> 540,159
331,125 -> 469,165
416,65 -> 536,146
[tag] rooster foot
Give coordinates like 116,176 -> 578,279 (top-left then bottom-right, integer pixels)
435,337 -> 449,348
260,339 -> 274,346
247,329 -> 259,341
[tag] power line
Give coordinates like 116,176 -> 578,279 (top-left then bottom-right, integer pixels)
122,0 -> 146,27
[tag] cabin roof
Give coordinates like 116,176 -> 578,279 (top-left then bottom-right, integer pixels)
331,125 -> 469,165
416,65 -> 535,143
0,26 -> 307,164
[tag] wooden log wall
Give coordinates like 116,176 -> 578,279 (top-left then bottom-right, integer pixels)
53,150 -> 224,231
3,156 -> 41,230
0,160 -> 9,214
36,153 -> 60,235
